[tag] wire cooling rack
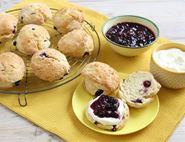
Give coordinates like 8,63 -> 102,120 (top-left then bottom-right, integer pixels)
0,8 -> 100,106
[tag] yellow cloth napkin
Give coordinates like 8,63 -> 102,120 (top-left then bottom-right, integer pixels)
0,0 -> 185,142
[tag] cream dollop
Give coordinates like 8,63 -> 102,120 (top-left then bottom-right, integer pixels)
87,96 -> 125,126
153,48 -> 185,72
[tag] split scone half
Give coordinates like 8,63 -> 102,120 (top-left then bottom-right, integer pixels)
118,71 -> 161,108
86,94 -> 129,131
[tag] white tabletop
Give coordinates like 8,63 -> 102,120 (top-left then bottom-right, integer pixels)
0,0 -> 185,141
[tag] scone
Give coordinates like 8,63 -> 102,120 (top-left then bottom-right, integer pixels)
0,52 -> 25,88
53,8 -> 84,34
0,13 -> 18,43
118,71 -> 161,108
31,48 -> 70,82
81,62 -> 120,95
86,94 -> 129,131
15,24 -> 50,55
57,29 -> 94,57
19,3 -> 52,25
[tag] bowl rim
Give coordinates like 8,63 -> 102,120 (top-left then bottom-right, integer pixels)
101,15 -> 160,49
152,42 -> 185,74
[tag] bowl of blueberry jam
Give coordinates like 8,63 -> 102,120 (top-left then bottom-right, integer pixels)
102,15 -> 159,56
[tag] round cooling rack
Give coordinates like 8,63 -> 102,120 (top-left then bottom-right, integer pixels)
0,8 -> 100,106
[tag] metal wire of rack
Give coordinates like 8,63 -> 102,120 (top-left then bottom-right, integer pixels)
0,8 -> 101,106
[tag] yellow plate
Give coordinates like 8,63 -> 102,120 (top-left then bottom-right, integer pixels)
72,73 -> 160,135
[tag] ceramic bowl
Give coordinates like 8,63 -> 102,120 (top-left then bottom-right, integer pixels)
150,42 -> 185,89
102,15 -> 159,56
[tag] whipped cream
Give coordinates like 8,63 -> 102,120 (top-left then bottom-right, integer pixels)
87,96 -> 124,126
153,48 -> 185,72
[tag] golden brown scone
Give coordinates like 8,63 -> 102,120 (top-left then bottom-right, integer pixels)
118,71 -> 161,108
0,13 -> 18,43
0,52 -> 25,89
15,24 -> 50,55
57,29 -> 94,57
31,48 -> 70,82
86,95 -> 129,131
53,8 -> 84,34
19,3 -> 52,25
81,62 -> 120,95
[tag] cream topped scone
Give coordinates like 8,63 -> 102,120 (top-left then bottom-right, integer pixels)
86,94 -> 129,131
53,8 -> 84,34
57,29 -> 94,57
81,62 -> 120,95
31,48 -> 70,82
118,71 -> 161,108
0,52 -> 25,89
0,13 -> 18,43
19,3 -> 52,25
15,24 -> 50,55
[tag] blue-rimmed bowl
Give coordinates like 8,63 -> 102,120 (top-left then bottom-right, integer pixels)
102,15 -> 159,56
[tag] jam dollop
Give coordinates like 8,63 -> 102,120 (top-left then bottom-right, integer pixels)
106,22 -> 155,48
90,95 -> 120,118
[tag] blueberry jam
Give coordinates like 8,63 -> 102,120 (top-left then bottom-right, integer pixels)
106,22 -> 155,48
143,80 -> 151,88
90,95 -> 120,118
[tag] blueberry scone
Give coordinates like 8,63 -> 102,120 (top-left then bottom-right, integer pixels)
0,52 -> 25,88
15,24 -> 50,55
118,71 -> 161,108
86,95 -> 129,131
31,48 -> 70,82
19,3 -> 52,25
0,13 -> 18,43
57,29 -> 94,57
53,8 -> 84,34
81,62 -> 120,95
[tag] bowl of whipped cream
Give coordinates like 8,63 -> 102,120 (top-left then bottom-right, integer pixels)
150,42 -> 185,89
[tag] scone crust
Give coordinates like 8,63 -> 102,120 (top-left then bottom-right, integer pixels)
0,13 -> 18,42
19,3 -> 52,25
31,48 -> 70,82
118,71 -> 161,108
53,8 -> 84,34
0,52 -> 25,88
16,24 -> 50,55
86,99 -> 129,131
81,62 -> 120,95
58,29 -> 94,57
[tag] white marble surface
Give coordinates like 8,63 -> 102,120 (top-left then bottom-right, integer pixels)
0,0 -> 185,142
